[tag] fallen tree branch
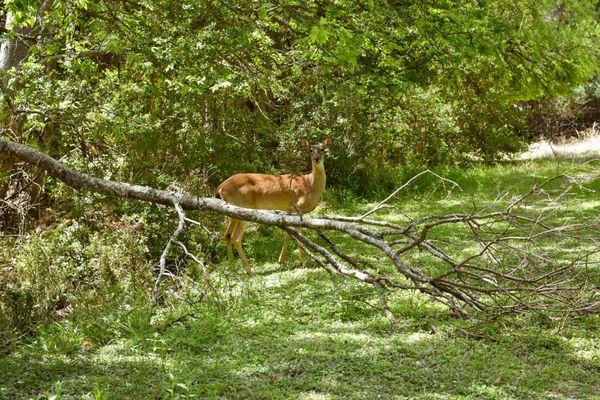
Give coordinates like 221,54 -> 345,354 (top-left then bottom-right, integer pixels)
2,137 -> 598,318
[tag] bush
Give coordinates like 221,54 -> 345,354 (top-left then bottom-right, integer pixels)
1,0 -> 598,200
525,75 -> 600,140
0,214 -> 153,343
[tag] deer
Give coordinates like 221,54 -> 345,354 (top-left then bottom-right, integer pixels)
215,137 -> 333,276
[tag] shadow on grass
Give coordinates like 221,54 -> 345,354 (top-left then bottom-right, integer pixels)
150,310 -> 599,400
6,261 -> 595,400
1,284 -> 598,399
0,351 -> 166,398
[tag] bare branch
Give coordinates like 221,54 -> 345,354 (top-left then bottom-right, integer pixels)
359,170 -> 461,219
153,202 -> 186,303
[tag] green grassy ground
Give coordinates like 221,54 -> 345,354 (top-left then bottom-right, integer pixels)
1,158 -> 599,399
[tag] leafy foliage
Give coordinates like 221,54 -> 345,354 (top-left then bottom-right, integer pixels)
0,214 -> 153,342
1,0 -> 598,194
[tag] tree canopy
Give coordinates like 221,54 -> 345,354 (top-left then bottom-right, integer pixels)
1,0 -> 598,194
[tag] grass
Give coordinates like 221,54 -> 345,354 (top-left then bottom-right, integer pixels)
1,157 -> 599,399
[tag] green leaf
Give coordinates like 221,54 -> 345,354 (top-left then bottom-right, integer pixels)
310,25 -> 330,45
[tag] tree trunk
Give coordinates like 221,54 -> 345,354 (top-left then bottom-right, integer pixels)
0,0 -> 53,232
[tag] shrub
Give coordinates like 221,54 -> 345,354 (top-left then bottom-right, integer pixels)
0,214 -> 153,343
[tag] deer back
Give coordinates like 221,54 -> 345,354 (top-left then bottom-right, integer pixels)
217,173 -> 314,211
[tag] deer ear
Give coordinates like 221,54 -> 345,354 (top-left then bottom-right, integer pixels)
300,139 -> 310,150
323,137 -> 333,149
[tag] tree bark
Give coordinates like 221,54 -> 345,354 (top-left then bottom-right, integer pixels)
0,0 -> 54,229
0,0 -> 53,70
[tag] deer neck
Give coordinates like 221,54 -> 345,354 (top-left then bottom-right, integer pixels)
305,160 -> 326,200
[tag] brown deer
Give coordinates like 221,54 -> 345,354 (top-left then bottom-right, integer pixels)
215,138 -> 333,276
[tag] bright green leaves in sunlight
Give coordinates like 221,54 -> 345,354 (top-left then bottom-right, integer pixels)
310,20 -> 331,45
3,0 -> 43,27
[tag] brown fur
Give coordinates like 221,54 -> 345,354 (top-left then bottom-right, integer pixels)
216,138 -> 332,274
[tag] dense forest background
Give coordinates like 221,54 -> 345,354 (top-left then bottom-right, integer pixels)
1,0 -> 598,196
0,1 -> 599,398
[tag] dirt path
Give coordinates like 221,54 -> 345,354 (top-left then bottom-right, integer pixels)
518,131 -> 600,160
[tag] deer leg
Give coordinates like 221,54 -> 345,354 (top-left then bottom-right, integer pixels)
224,218 -> 238,261
278,231 -> 290,264
232,221 -> 253,277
